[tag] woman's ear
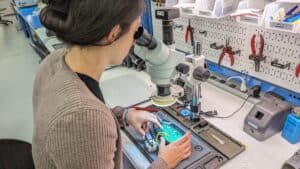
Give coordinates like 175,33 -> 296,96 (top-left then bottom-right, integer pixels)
107,25 -> 121,43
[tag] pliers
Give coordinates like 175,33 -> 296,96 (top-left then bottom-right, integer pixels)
218,39 -> 235,66
250,34 -> 265,72
185,19 -> 195,47
251,34 -> 264,58
296,64 -> 300,78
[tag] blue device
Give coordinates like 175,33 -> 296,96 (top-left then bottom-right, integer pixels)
282,114 -> 300,144
180,109 -> 191,117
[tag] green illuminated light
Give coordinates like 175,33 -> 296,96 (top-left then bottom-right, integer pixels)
159,123 -> 184,143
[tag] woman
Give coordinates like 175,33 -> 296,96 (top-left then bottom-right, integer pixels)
32,0 -> 192,169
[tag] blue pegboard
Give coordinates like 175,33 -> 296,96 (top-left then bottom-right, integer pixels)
142,0 -> 153,35
18,6 -> 42,29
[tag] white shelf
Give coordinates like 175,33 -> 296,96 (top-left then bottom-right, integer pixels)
231,0 -> 275,26
164,0 -> 300,33
168,0 -> 240,19
276,0 -> 300,3
264,1 -> 300,33
236,15 -> 264,26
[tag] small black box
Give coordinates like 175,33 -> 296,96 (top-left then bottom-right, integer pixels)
155,8 -> 180,20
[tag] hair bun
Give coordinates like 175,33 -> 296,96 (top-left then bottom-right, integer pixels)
39,6 -> 70,34
42,0 -> 69,15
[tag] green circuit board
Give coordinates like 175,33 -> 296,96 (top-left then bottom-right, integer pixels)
159,123 -> 184,143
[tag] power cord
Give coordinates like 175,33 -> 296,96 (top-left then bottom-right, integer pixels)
201,96 -> 250,119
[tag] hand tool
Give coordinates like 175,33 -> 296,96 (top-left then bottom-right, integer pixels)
199,30 -> 207,37
130,106 -> 160,112
210,43 -> 224,50
249,34 -> 266,72
286,5 -> 299,16
271,59 -> 291,70
185,19 -> 195,47
218,39 -> 240,66
296,64 -> 300,78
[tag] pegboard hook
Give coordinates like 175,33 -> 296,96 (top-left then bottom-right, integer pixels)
210,43 -> 224,50
271,59 -> 291,70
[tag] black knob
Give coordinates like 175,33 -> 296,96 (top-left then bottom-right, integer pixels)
176,63 -> 190,74
193,67 -> 210,82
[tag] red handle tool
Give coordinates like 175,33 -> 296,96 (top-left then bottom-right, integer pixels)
130,106 -> 160,112
185,19 -> 194,46
296,64 -> 300,78
218,39 -> 235,66
218,48 -> 235,66
185,26 -> 190,43
251,34 -> 264,58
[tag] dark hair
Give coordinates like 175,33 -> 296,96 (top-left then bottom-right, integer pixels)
40,0 -> 145,46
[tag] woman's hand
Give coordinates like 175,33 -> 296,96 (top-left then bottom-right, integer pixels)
158,132 -> 192,169
127,109 -> 161,138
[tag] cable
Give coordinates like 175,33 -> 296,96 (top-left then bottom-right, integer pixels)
204,96 -> 250,119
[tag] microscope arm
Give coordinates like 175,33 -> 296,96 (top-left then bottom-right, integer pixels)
133,27 -> 178,86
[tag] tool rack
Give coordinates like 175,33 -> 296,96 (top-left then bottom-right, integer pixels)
151,1 -> 300,106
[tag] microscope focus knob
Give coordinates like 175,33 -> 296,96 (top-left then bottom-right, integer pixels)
193,66 -> 210,82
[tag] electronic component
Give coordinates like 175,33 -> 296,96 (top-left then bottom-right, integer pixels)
247,85 -> 261,98
179,109 -> 191,118
145,115 -> 184,146
157,122 -> 184,143
244,92 -> 292,141
143,114 -> 186,153
198,119 -> 209,128
144,131 -> 159,153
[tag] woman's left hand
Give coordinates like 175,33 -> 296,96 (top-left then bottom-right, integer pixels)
127,109 -> 162,139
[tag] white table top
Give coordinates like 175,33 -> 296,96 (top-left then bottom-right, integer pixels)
100,67 -> 300,169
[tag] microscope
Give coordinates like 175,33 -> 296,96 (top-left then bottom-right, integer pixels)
134,8 -> 185,107
134,8 -> 209,112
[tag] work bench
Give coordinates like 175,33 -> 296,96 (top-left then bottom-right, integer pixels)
100,66 -> 300,169
13,4 -> 62,57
